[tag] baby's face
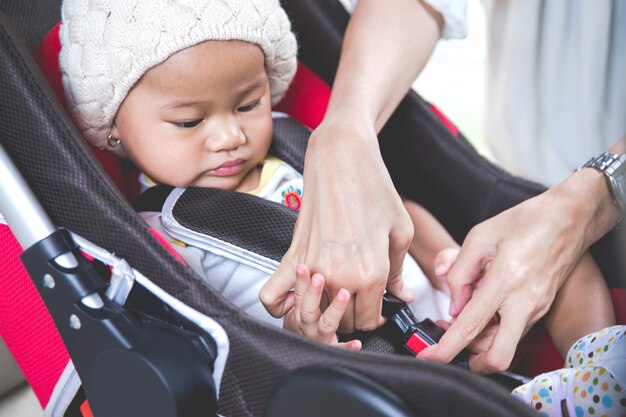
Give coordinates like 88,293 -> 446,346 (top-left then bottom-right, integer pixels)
112,40 -> 273,192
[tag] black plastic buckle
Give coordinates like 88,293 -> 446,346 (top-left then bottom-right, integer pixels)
382,293 -> 469,367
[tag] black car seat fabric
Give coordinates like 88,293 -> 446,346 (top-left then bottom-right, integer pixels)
0,0 -> 59,51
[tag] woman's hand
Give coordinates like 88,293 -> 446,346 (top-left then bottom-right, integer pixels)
283,264 -> 362,350
260,122 -> 415,332
418,167 -> 620,373
261,0 -> 444,332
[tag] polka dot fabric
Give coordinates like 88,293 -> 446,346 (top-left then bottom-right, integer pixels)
513,326 -> 626,417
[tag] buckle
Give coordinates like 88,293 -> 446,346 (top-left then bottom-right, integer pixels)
382,293 -> 469,367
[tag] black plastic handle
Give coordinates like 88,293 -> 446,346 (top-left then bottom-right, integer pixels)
21,229 -> 218,417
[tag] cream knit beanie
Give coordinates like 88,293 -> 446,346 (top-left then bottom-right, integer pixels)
59,0 -> 297,157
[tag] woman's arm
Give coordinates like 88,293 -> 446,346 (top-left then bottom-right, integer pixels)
260,0 -> 445,332
324,0 -> 443,133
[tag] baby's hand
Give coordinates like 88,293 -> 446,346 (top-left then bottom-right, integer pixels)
432,247 -> 460,296
283,265 -> 362,351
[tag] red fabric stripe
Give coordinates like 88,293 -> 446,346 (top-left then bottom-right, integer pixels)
31,23 -> 64,106
0,225 -> 69,407
428,103 -> 459,137
149,228 -> 186,265
80,400 -> 94,417
274,62 -> 330,130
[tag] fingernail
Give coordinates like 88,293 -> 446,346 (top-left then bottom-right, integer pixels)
435,264 -> 447,276
403,287 -> 415,302
311,274 -> 323,288
449,303 -> 462,317
448,301 -> 455,316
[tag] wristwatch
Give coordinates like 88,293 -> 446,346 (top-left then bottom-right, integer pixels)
578,152 -> 626,213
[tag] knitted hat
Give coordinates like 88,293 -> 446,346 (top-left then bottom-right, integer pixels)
59,0 -> 297,157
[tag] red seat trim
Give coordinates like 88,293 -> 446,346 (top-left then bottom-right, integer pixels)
0,225 -> 69,406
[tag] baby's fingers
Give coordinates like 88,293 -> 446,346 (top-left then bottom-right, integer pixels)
299,273 -> 325,328
434,247 -> 460,277
317,288 -> 351,338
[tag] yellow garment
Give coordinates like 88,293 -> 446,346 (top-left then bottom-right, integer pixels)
244,156 -> 283,196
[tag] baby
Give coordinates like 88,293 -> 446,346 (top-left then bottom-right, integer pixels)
59,0 -> 623,415
59,0 -> 450,349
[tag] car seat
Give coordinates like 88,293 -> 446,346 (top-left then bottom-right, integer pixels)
1,0 -> 624,416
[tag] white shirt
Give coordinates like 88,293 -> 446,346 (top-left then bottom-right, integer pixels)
342,0 -> 468,40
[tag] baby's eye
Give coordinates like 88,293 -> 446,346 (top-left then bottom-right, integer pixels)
238,100 -> 261,113
174,119 -> 202,128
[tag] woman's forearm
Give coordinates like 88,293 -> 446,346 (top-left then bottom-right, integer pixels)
555,137 -> 625,252
324,0 -> 442,133
609,137 -> 625,154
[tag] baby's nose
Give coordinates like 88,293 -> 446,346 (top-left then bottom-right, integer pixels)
206,117 -> 246,152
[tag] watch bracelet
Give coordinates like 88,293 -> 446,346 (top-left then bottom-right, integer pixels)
577,153 -> 626,220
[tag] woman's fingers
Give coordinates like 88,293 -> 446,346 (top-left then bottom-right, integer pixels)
260,258 -> 299,317
418,274 -> 501,364
446,228 -> 495,317
468,303 -> 528,373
